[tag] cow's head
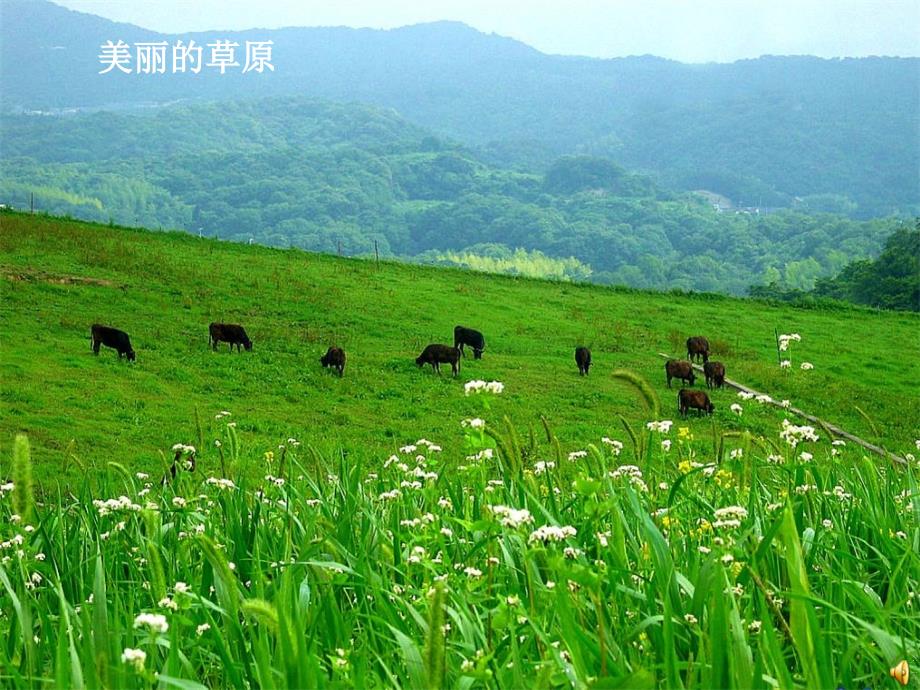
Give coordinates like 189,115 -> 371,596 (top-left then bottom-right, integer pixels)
243,339 -> 253,351
473,348 -> 483,360
127,350 -> 136,361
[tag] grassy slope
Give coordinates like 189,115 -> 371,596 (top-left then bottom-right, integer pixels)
2,211 -> 918,485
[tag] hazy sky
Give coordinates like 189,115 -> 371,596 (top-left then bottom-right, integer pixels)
54,0 -> 919,63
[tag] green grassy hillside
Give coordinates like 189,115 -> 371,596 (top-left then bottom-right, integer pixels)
2,211 -> 917,485
2,211 -> 920,689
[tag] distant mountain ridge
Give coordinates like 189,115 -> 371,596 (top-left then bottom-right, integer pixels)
1,0 -> 918,217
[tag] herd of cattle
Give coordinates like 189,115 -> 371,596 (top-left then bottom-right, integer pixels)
90,323 -> 726,416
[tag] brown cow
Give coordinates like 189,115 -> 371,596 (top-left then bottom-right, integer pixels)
665,359 -> 696,388
575,347 -> 591,376
209,323 -> 252,352
416,344 -> 461,376
678,389 -> 715,417
686,336 -> 710,363
320,347 -> 346,377
704,361 -> 726,389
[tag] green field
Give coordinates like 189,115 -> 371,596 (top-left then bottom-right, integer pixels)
0,211 -> 918,688
2,211 -> 917,485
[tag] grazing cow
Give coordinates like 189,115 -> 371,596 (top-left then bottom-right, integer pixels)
90,324 -> 135,361
575,346 -> 591,376
320,346 -> 346,377
454,326 -> 486,359
704,360 -> 726,389
209,323 -> 252,352
416,344 -> 461,376
665,359 -> 696,388
678,389 -> 715,417
686,336 -> 710,363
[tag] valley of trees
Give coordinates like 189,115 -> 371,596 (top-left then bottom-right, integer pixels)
750,226 -> 920,311
1,97 -> 910,295
0,98 -> 906,296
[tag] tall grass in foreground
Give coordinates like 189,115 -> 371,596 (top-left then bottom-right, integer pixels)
0,395 -> 918,689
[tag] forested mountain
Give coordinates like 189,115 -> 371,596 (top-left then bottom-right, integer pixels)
751,226 -> 920,311
1,0 -> 917,218
1,98 -> 905,295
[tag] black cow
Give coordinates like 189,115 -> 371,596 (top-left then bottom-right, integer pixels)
209,323 -> 252,352
454,326 -> 486,359
704,361 -> 726,389
575,346 -> 591,376
686,336 -> 710,363
665,359 -> 696,388
91,324 -> 135,361
416,344 -> 461,376
678,389 -> 715,417
320,347 -> 346,377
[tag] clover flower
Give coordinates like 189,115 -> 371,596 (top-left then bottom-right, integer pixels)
533,460 -> 555,475
780,419 -> 819,447
490,505 -> 534,528
713,505 -> 748,529
134,612 -> 169,634
206,477 -> 236,491
92,496 -> 141,516
528,525 -> 577,544
602,437 -> 624,454
800,362 -> 814,370
646,420 -> 673,433
464,380 -> 504,395
730,404 -> 743,415
461,418 -> 485,429
121,648 -> 146,671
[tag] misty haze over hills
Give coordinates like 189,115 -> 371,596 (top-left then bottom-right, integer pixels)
2,0 -> 917,218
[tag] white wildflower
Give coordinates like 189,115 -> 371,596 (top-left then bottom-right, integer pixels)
121,647 -> 146,671
528,525 -> 577,544
133,612 -> 169,634
490,505 -> 534,528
